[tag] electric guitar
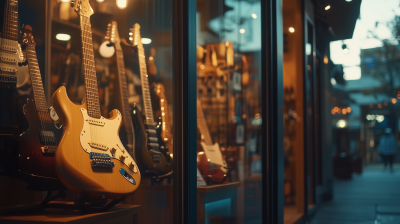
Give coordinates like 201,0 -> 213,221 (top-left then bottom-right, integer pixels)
105,21 -> 135,157
153,83 -> 173,156
129,24 -> 172,176
51,0 -> 140,199
197,99 -> 228,184
17,25 -> 63,185
0,0 -> 27,135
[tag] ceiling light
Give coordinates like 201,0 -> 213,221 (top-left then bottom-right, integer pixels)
325,5 -> 331,10
239,29 -> 245,34
97,0 -> 105,2
336,120 -> 347,128
99,41 -> 115,58
288,27 -> 295,33
60,0 -> 70,2
345,0 -> 352,2
56,33 -> 70,41
324,55 -> 329,64
252,14 -> 257,19
116,0 -> 127,9
141,38 -> 152,44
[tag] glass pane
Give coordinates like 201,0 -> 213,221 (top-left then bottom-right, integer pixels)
0,0 -> 173,220
196,0 -> 263,223
50,0 -> 174,222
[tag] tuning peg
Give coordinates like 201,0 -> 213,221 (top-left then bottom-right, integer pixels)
70,0 -> 75,7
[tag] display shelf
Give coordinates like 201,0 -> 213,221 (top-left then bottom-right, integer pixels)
197,182 -> 240,224
0,201 -> 141,224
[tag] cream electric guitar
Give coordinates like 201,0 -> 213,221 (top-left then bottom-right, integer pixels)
51,0 -> 140,199
105,21 -> 135,157
197,99 -> 228,184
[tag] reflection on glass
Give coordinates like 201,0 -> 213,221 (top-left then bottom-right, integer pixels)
196,0 -> 262,223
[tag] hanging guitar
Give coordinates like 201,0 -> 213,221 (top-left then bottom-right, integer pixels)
105,21 -> 135,158
0,0 -> 27,135
51,0 -> 140,199
129,24 -> 172,177
197,99 -> 228,184
17,25 -> 64,189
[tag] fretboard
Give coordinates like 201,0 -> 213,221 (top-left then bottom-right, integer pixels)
138,48 -> 155,126
115,45 -> 133,133
2,0 -> 18,41
197,99 -> 213,145
80,15 -> 101,118
26,45 -> 52,125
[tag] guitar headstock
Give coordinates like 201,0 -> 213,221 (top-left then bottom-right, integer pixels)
105,21 -> 120,44
71,0 -> 93,17
129,23 -> 143,49
21,25 -> 36,47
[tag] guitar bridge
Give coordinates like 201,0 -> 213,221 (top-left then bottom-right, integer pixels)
90,152 -> 114,168
38,130 -> 57,146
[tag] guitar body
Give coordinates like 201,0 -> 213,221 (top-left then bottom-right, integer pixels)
131,104 -> 172,176
197,141 -> 227,184
18,98 -> 59,179
52,86 -> 141,199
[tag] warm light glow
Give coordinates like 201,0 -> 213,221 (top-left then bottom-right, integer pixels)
200,64 -> 205,69
336,120 -> 347,128
325,5 -> 331,10
142,38 -> 152,44
378,103 -> 382,108
334,107 -> 339,112
397,94 -> 400,99
170,154 -> 173,159
239,29 -> 245,34
116,0 -> 127,9
342,109 -> 347,115
161,99 -> 164,102
324,55 -> 329,64
392,98 -> 397,104
149,56 -> 154,60
56,33 -> 71,41
60,0 -> 69,2
97,0 -> 105,2
331,109 -> 335,114
252,13 -> 257,19
346,107 -> 351,113
288,27 -> 295,33
198,152 -> 204,155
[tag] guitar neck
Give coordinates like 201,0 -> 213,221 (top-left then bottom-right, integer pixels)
80,15 -> 101,118
157,87 -> 172,144
138,47 -> 155,126
197,100 -> 213,145
25,46 -> 48,111
2,0 -> 18,41
115,44 -> 133,133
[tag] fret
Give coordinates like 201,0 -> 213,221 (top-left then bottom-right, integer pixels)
79,15 -> 101,118
2,0 -> 18,41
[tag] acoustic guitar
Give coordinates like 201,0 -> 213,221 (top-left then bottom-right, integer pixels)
197,99 -> 228,184
17,25 -> 64,187
51,0 -> 140,199
105,21 -> 135,158
129,24 -> 172,176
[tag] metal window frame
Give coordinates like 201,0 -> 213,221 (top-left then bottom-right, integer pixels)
173,0 -> 285,223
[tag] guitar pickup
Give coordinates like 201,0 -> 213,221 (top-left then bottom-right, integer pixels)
86,119 -> 105,126
89,142 -> 108,151
41,146 -> 57,154
90,152 -> 114,168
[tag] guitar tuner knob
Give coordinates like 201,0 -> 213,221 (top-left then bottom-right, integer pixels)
70,0 -> 75,7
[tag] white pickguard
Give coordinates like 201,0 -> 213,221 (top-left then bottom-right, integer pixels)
79,108 -> 138,173
0,38 -> 29,87
200,142 -> 228,173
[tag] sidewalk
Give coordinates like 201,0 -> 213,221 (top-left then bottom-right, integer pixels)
310,164 -> 400,224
